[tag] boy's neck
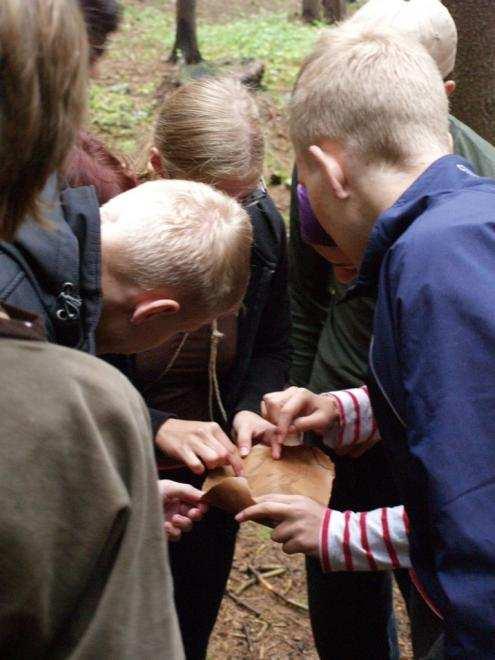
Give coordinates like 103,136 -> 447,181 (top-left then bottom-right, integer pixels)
357,151 -> 448,222
349,150 -> 449,265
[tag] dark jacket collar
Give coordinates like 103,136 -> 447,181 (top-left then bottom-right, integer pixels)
348,155 -> 479,299
0,303 -> 45,342
1,175 -> 102,352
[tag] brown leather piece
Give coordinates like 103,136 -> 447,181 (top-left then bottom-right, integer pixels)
202,444 -> 334,520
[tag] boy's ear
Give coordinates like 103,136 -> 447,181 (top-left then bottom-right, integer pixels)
308,145 -> 350,201
131,298 -> 180,325
149,148 -> 166,178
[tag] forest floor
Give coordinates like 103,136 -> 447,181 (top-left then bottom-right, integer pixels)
90,0 -> 322,217
91,1 -> 412,657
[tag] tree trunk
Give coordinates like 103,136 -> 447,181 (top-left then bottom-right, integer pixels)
322,0 -> 347,23
302,0 -> 321,23
168,0 -> 202,65
442,0 -> 495,143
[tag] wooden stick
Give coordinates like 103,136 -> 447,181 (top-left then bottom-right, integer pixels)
235,577 -> 256,595
257,564 -> 285,572
259,567 -> 286,579
254,620 -> 270,642
226,589 -> 264,618
242,623 -> 254,654
248,565 -> 309,612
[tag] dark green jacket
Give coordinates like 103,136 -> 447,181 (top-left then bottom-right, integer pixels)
289,116 -> 495,392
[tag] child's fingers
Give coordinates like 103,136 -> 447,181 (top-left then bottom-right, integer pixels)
262,387 -> 299,425
270,433 -> 284,460
171,514 -> 193,533
164,522 -> 182,541
181,448 -> 206,475
235,424 -> 253,458
293,409 -> 334,434
235,501 -> 291,523
276,390 -> 313,436
162,481 -> 204,504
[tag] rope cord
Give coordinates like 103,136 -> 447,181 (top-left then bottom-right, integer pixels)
208,319 -> 228,423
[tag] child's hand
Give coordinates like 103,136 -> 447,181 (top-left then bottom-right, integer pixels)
261,387 -> 340,456
236,494 -> 326,556
158,480 -> 208,541
155,419 -> 244,476
232,410 -> 278,458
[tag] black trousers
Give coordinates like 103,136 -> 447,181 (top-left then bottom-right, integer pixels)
307,557 -> 398,660
306,442 -> 406,660
165,469 -> 238,660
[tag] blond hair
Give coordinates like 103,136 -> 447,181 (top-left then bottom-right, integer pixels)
100,180 -> 253,319
0,0 -> 88,241
152,77 -> 264,190
290,23 -> 451,164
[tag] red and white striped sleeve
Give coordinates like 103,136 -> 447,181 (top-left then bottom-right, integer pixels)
321,385 -> 380,451
319,505 -> 411,572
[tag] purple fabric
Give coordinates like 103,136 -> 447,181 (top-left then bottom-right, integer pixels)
297,184 -> 336,247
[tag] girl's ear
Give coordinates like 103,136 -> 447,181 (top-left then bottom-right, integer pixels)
149,147 -> 166,178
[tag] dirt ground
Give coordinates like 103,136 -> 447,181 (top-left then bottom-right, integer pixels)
97,2 -> 413,657
208,521 -> 412,659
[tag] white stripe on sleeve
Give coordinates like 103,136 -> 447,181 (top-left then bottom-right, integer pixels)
319,506 -> 411,572
321,386 -> 380,450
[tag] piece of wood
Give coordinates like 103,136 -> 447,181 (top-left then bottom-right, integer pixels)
248,565 -> 309,612
225,589 -> 265,619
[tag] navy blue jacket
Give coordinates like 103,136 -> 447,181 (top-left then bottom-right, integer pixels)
353,155 -> 495,657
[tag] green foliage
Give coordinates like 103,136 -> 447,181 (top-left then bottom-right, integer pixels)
89,4 -> 321,154
196,14 -> 319,95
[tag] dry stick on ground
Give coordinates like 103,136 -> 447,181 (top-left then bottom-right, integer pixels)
242,622 -> 254,654
254,621 -> 270,642
235,566 -> 286,595
248,565 -> 309,612
225,589 -> 266,619
235,577 -> 257,595
258,567 -> 286,579
282,575 -> 293,596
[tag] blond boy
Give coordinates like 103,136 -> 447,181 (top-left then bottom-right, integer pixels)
239,24 -> 495,657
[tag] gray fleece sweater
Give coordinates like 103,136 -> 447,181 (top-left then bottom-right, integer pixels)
0,310 -> 183,659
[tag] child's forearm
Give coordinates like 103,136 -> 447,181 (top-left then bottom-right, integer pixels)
319,505 -> 411,572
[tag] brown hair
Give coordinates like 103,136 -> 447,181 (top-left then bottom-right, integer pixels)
152,77 -> 264,192
0,0 -> 88,241
66,131 -> 138,205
